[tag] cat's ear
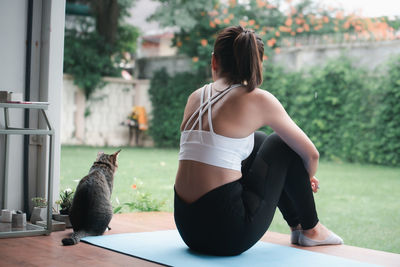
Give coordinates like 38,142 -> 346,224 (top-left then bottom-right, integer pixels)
111,149 -> 121,165
113,149 -> 121,158
96,151 -> 104,161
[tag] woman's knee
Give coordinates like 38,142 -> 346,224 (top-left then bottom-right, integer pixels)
258,133 -> 297,162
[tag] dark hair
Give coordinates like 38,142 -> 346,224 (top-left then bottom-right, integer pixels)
213,26 -> 264,92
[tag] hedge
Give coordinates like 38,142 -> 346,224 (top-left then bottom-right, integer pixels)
148,56 -> 400,166
148,69 -> 206,147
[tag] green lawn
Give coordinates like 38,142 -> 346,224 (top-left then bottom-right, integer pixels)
60,146 -> 400,254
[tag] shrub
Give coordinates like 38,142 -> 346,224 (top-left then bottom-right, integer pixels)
304,58 -> 369,161
371,56 -> 400,165
261,57 -> 400,166
148,69 -> 205,147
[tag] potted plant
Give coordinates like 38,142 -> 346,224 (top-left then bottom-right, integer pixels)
30,197 -> 47,224
53,189 -> 74,228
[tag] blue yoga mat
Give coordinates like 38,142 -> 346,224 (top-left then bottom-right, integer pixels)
82,230 -> 379,267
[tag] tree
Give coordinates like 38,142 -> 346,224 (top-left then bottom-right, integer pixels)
64,0 -> 140,98
149,0 -> 398,74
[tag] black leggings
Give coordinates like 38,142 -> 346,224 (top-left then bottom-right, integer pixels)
174,132 -> 319,256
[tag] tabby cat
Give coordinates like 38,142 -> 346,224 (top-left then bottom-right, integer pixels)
62,150 -> 121,246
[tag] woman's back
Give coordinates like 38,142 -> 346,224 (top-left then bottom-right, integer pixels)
175,81 -> 266,203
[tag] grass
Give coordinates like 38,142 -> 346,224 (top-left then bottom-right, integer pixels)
60,146 -> 400,254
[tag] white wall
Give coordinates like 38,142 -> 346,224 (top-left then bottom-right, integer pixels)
61,76 -> 153,147
0,0 -> 28,210
274,40 -> 400,71
0,0 -> 65,212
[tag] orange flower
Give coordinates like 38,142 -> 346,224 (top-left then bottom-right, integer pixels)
275,47 -> 281,54
200,39 -> 208,46
208,10 -> 218,17
249,19 -> 255,26
176,41 -> 182,47
304,24 -> 310,31
200,12 -> 205,16
229,14 -> 234,20
275,31 -> 280,37
296,27 -> 304,33
285,18 -> 293,27
267,38 -> 276,47
279,26 -> 291,32
263,55 -> 268,61
131,184 -> 137,190
255,25 -> 260,29
314,25 -> 322,31
229,0 -> 236,7
223,8 -> 228,14
257,0 -> 265,8
295,18 -> 303,25
192,57 -> 199,62
224,18 -> 230,24
291,31 -> 296,36
323,16 -> 329,23
239,20 -> 248,27
209,21 -> 216,28
335,11 -> 344,20
214,18 -> 221,25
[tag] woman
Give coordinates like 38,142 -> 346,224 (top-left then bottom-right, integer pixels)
174,26 -> 343,256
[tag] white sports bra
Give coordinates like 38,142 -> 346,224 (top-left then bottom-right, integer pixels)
179,83 -> 254,171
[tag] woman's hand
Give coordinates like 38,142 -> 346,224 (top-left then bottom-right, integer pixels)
310,176 -> 319,193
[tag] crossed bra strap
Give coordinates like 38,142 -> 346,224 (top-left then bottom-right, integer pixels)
183,83 -> 242,132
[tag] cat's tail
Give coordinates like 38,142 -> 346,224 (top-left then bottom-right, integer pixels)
62,230 -> 88,246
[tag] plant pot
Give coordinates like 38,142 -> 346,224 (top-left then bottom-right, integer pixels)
12,213 -> 26,228
30,207 -> 47,224
53,213 -> 72,228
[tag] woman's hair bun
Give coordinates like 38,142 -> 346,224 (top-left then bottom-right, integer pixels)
213,26 -> 264,91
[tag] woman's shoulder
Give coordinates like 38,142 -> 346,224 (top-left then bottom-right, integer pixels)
243,88 -> 286,119
184,85 -> 208,110
188,84 -> 208,99
247,88 -> 278,105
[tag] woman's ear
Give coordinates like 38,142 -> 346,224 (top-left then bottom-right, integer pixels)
211,53 -> 218,71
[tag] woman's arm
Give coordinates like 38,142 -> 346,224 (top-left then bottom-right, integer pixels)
180,89 -> 201,131
257,90 -> 320,180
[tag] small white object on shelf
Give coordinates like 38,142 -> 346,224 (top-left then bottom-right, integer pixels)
12,213 -> 27,228
0,209 -> 13,223
9,92 -> 23,102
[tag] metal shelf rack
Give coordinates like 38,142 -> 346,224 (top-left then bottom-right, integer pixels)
0,102 -> 54,238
